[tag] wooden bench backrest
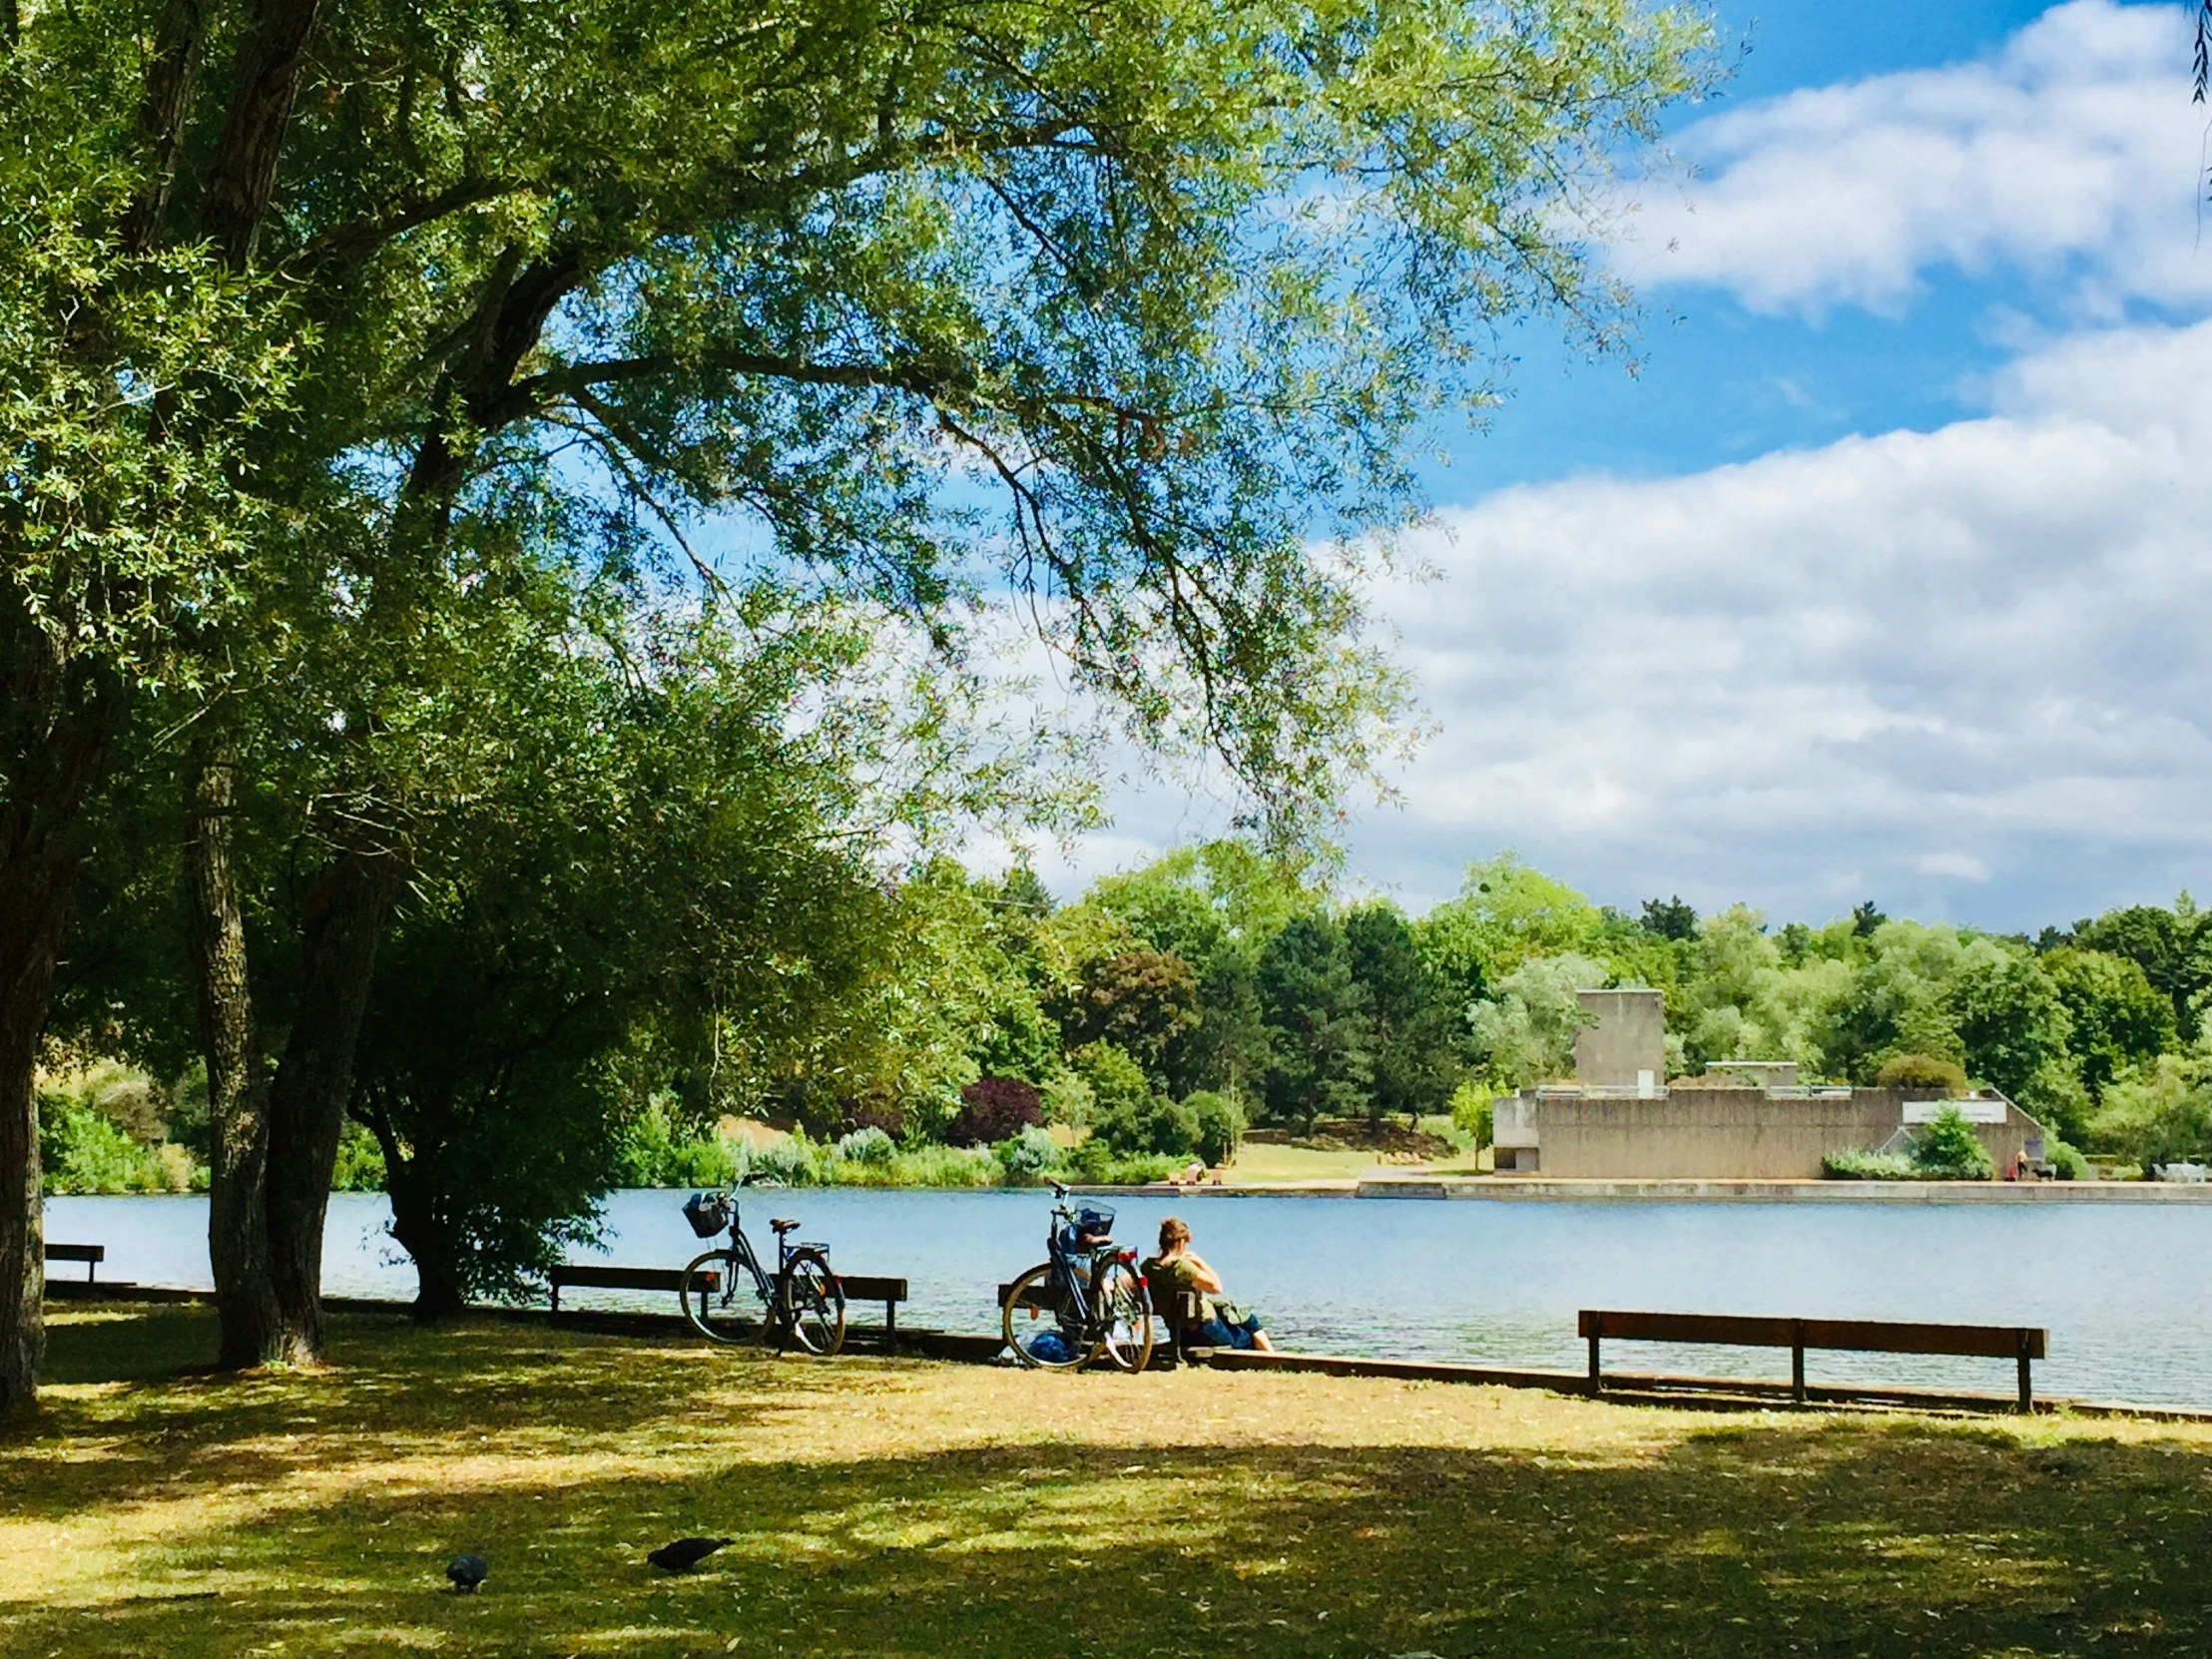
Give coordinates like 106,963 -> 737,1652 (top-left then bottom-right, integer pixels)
1579,1310 -> 2046,1360
46,1244 -> 104,1262
552,1265 -> 701,1294
835,1275 -> 906,1303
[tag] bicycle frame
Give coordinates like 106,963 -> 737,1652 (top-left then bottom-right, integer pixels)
1042,1184 -> 1136,1332
717,1195 -> 818,1310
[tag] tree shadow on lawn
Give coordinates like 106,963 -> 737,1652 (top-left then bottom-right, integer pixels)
9,1323 -> 2212,1659
7,1308 -> 819,1525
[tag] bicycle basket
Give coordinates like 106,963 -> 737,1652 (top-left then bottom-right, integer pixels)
682,1192 -> 733,1238
1057,1203 -> 1115,1251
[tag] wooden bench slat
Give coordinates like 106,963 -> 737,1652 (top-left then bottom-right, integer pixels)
550,1264 -> 907,1337
1578,1310 -> 2046,1360
836,1276 -> 906,1301
45,1243 -> 103,1282
552,1265 -> 696,1293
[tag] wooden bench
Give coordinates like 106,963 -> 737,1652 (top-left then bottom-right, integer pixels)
550,1265 -> 905,1336
1579,1309 -> 2050,1411
548,1265 -> 709,1312
45,1243 -> 104,1283
836,1275 -> 908,1339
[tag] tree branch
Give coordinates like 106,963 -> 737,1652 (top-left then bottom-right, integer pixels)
291,177 -> 532,273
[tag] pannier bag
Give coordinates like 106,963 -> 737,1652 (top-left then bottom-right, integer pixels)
683,1191 -> 733,1239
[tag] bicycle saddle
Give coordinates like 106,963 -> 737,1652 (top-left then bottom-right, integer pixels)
770,1218 -> 799,1234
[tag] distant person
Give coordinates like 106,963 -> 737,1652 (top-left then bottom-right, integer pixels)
1144,1217 -> 1273,1351
1176,1159 -> 1207,1185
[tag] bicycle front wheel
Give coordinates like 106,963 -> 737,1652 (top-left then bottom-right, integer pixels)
1094,1259 -> 1155,1374
1002,1262 -> 1090,1371
681,1248 -> 759,1345
778,1252 -> 846,1357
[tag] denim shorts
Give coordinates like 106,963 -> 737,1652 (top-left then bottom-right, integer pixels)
1192,1309 -> 1267,1350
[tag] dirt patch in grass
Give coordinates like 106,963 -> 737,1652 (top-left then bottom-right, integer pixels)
6,1307 -> 2212,1656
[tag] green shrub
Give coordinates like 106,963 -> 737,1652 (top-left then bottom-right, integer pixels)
2088,1054 -> 2212,1174
1096,1091 -> 1199,1158
1449,1080 -> 1494,1148
2043,1135 -> 2086,1180
994,1125 -> 1061,1183
1063,1135 -> 1116,1183
1821,1147 -> 1919,1180
739,1133 -> 826,1186
1912,1104 -> 1996,1179
1877,1052 -> 1968,1091
1062,1137 -> 1180,1185
1182,1091 -> 1245,1166
891,1144 -> 998,1187
1038,1068 -> 1095,1129
37,1096 -> 180,1194
331,1121 -> 388,1191
834,1127 -> 896,1165
1070,1042 -> 1151,1117
35,1065 -> 210,1194
614,1095 -> 743,1187
1103,1150 -> 1181,1184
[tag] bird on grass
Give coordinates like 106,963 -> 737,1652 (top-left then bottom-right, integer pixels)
446,1553 -> 488,1593
648,1537 -> 734,1573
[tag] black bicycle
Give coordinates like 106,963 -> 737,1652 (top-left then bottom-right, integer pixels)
1001,1182 -> 1154,1373
679,1185 -> 846,1355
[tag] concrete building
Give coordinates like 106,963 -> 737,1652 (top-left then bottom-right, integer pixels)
1491,991 -> 2045,1179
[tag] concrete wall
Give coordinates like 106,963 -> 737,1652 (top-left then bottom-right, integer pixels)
1572,988 -> 1665,1089
1508,1087 -> 2045,1179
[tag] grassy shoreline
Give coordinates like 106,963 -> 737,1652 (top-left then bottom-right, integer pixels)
8,1307 -> 2212,1656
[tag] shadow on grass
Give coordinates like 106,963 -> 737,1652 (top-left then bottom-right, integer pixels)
10,1307 -> 818,1524
7,1312 -> 2212,1657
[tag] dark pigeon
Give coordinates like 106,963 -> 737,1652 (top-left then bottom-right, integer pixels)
648,1536 -> 733,1573
446,1553 -> 488,1593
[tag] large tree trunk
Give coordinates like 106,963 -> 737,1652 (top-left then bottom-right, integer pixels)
0,881 -> 60,1415
183,739 -> 282,1368
0,616 -> 118,1412
375,1124 -> 466,1323
262,851 -> 392,1362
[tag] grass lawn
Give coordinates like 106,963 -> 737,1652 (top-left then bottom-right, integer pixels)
1227,1117 -> 1485,1184
7,1308 -> 2212,1656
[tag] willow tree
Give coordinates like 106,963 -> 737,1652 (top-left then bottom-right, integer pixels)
1,0 -> 1713,1397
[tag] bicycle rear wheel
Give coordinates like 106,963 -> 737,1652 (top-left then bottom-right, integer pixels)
1094,1258 -> 1155,1374
1002,1262 -> 1091,1371
681,1248 -> 761,1345
778,1252 -> 846,1357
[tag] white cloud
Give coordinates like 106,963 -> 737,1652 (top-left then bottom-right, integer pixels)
1340,317 -> 2212,926
1621,0 -> 2207,315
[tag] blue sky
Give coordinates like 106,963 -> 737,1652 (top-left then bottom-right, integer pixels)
1439,0 -> 2158,494
1035,0 -> 2212,934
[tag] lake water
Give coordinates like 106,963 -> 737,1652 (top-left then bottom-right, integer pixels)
44,1189 -> 2212,1407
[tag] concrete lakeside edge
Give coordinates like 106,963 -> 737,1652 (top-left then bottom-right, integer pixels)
1066,1177 -> 2212,1203
43,1282 -> 2212,1424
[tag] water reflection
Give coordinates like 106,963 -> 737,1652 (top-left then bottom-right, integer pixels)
44,1188 -> 2212,1406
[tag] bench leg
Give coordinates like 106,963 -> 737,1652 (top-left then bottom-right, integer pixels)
2017,1352 -> 2032,1414
1792,1321 -> 1806,1404
1587,1331 -> 1601,1395
884,1303 -> 896,1343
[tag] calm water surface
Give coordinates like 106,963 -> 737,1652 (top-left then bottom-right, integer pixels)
44,1189 -> 2212,1406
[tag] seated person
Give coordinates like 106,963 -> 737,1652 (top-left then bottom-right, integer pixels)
1143,1217 -> 1273,1351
